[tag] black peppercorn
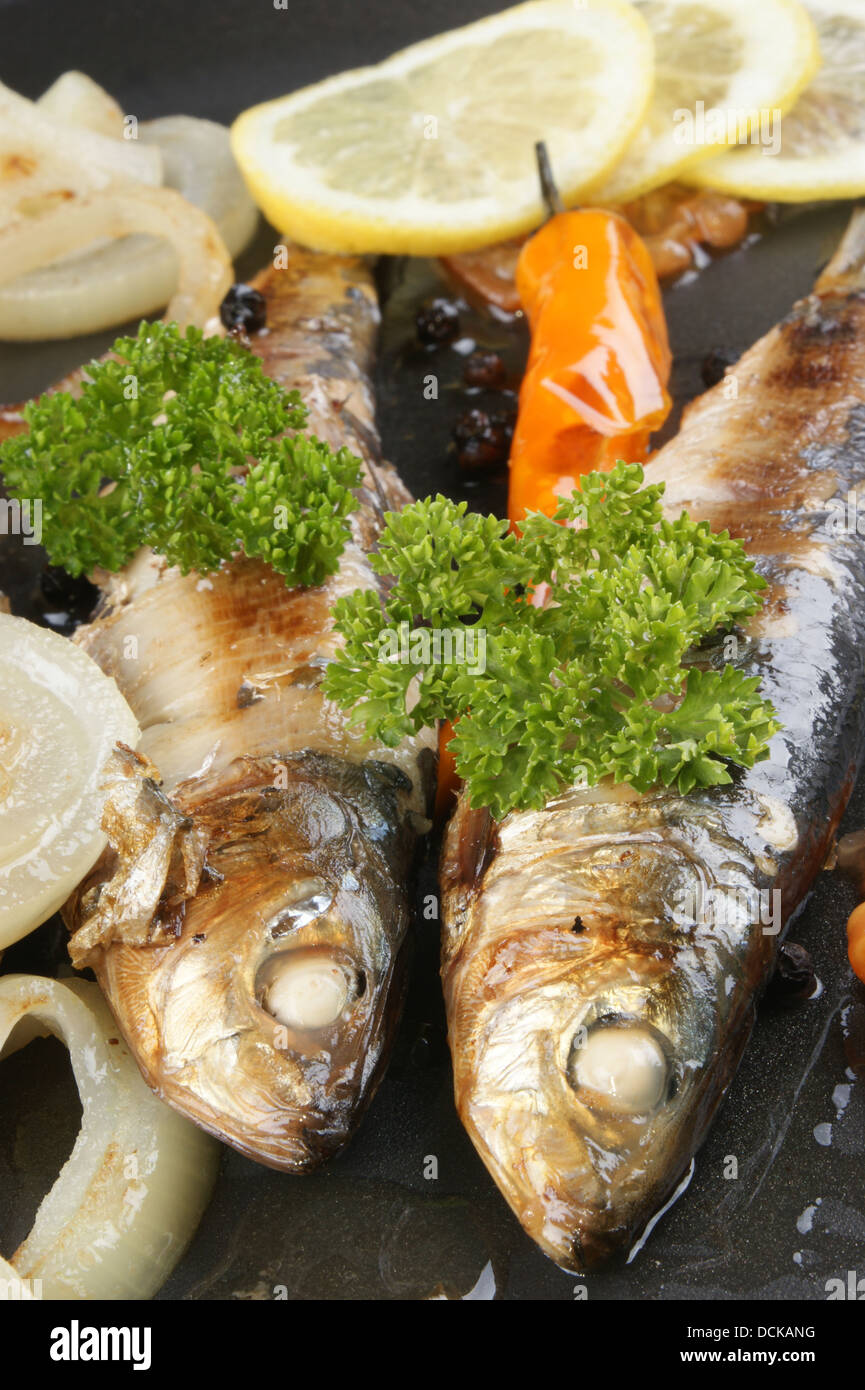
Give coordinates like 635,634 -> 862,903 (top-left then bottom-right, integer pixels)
219,283 -> 267,334
39,564 -> 98,632
453,407 -> 515,470
416,297 -> 460,345
463,350 -> 506,388
700,347 -> 738,389
768,942 -> 817,1004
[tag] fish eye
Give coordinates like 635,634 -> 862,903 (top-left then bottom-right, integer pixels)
257,950 -> 354,1030
567,1020 -> 669,1116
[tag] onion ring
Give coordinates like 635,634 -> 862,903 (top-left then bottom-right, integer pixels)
0,185 -> 233,331
0,117 -> 259,341
0,974 -> 219,1300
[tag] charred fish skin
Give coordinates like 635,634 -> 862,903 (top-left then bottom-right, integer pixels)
440,213 -> 865,1271
60,248 -> 435,1171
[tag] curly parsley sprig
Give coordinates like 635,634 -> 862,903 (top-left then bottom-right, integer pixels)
0,321 -> 362,587
324,462 -> 780,819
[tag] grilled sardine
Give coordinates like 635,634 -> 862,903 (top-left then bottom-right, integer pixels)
440,211 -> 865,1269
28,247 -> 435,1170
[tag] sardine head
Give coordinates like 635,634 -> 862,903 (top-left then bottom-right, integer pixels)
93,753 -> 416,1170
443,794 -> 756,1270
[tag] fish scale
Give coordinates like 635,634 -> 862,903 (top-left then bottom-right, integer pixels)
440,210 -> 865,1271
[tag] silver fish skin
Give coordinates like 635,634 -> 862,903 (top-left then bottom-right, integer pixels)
440,212 -> 865,1270
47,247 -> 436,1171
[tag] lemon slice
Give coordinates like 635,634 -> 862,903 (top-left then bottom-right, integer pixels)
592,0 -> 820,204
689,0 -> 865,199
231,0 -> 654,255
0,614 -> 139,948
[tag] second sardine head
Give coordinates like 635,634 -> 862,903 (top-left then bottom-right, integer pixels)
442,785 -> 763,1270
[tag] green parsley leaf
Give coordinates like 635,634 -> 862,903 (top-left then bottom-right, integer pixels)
0,320 -> 361,588
323,462 -> 781,819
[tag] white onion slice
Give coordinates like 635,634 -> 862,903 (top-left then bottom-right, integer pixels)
142,116 -> 260,261
0,1254 -> 39,1298
0,614 -> 140,950
36,70 -> 126,140
0,78 -> 161,225
0,185 -> 233,332
0,116 -> 259,340
0,974 -> 219,1300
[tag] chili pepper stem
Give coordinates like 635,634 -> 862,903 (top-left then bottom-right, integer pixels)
535,141 -> 565,219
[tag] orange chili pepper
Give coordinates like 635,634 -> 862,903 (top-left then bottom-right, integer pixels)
847,901 -> 865,984
435,718 -> 460,819
508,208 -> 672,526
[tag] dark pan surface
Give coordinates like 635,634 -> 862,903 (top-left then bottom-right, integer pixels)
0,0 -> 863,1301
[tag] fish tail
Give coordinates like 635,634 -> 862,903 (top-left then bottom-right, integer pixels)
816,206 -> 865,295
